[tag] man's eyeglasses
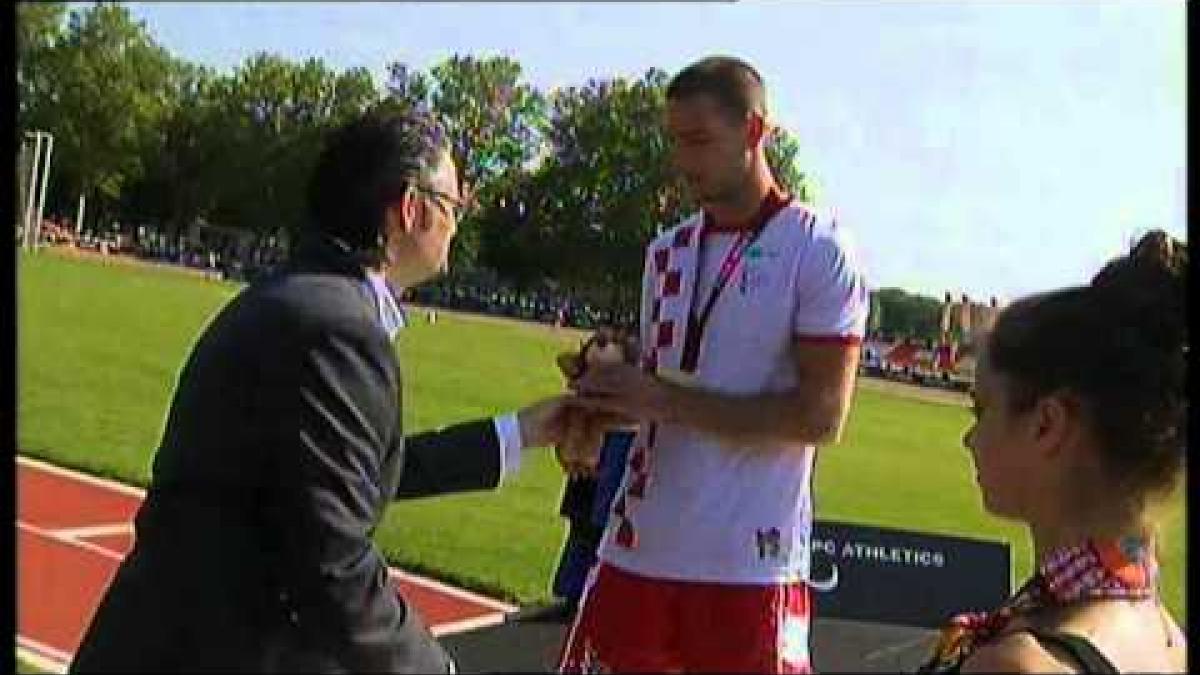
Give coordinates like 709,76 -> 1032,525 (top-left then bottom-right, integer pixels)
414,185 -> 468,221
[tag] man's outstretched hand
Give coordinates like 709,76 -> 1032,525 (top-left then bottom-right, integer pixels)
516,395 -> 578,451
515,395 -> 623,478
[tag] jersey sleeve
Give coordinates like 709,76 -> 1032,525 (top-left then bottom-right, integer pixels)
791,218 -> 870,342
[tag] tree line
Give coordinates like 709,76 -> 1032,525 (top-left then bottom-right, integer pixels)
17,1 -> 949,339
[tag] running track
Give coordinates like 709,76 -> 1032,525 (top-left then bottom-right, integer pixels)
16,455 -> 517,673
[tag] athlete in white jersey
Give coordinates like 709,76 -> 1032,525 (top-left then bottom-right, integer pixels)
560,57 -> 869,673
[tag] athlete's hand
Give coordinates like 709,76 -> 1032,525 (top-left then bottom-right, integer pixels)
572,362 -> 670,422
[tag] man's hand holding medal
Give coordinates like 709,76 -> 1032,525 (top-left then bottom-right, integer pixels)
553,327 -> 643,477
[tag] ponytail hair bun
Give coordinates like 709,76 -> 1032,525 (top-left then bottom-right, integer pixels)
1090,229 -> 1187,354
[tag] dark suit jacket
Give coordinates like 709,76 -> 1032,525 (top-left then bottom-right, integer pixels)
71,235 -> 506,673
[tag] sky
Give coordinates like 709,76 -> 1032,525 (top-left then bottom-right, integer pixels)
102,1 -> 1185,301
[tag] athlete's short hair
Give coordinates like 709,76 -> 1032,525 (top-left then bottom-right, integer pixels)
666,56 -> 768,122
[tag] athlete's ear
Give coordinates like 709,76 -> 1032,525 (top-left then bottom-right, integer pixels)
747,112 -> 769,148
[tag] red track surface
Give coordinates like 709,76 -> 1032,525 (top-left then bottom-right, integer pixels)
16,456 -> 517,671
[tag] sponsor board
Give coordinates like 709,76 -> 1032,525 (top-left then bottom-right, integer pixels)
806,520 -> 1011,629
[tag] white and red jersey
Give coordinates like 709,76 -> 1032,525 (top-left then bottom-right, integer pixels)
597,198 -> 870,585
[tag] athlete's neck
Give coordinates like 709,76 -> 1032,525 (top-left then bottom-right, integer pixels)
704,163 -> 779,225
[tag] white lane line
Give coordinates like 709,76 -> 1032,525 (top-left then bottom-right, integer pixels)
16,636 -> 71,674
19,456 -> 521,616
17,455 -> 147,498
51,523 -> 135,540
862,632 -> 937,662
429,612 -> 508,637
17,520 -> 126,563
389,569 -> 518,614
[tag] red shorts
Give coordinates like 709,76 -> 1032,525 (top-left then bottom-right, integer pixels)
558,562 -> 812,673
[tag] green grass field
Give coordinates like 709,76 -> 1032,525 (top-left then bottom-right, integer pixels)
17,251 -> 1186,624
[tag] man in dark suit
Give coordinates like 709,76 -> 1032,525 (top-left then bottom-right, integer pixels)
71,110 -> 575,673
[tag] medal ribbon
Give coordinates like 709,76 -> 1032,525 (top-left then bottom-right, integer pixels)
919,537 -> 1159,673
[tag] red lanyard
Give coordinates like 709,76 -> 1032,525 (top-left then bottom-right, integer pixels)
679,192 -> 789,372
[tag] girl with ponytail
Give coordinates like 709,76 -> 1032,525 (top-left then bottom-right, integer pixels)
921,230 -> 1187,673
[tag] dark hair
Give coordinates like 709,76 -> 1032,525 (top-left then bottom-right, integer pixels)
986,230 -> 1187,499
304,110 -> 448,264
666,56 -> 767,122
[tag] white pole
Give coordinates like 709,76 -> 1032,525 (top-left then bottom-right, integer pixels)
34,132 -> 54,249
15,138 -> 29,246
76,192 -> 86,237
22,133 -> 43,250
20,135 -> 32,248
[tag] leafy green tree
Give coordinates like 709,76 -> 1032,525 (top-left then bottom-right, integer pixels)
202,53 -> 378,237
16,2 -> 68,134
524,68 -> 691,312
28,2 -> 177,229
119,61 -> 224,235
766,126 -> 815,202
378,62 -> 431,114
872,288 -> 944,342
425,55 -> 548,271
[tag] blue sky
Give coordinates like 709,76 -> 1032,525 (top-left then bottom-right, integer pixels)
106,1 -> 1185,301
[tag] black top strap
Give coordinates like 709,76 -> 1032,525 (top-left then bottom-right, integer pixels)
1021,628 -> 1120,674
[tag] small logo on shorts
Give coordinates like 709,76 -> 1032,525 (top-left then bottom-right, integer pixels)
780,614 -> 810,667
756,527 -> 782,560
